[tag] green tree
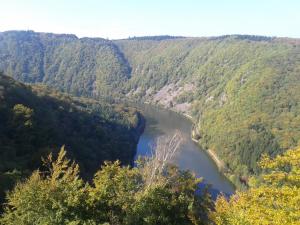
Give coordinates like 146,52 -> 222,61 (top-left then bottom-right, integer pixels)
12,104 -> 34,128
1,146 -> 212,225
211,145 -> 300,225
1,147 -> 90,225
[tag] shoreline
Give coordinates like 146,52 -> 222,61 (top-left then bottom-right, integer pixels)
191,137 -> 225,171
207,149 -> 225,170
125,99 -> 235,189
136,101 -> 225,169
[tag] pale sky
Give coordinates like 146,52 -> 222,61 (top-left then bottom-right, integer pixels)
1,0 -> 300,39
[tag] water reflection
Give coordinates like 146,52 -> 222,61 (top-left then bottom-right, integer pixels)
134,103 -> 235,197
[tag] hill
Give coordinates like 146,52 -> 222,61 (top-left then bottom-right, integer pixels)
0,30 -> 299,187
0,30 -> 130,97
0,73 -> 143,204
116,35 -> 300,186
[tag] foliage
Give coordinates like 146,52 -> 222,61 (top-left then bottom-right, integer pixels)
1,147 -> 212,225
211,146 -> 300,225
126,35 -> 184,41
116,35 -> 300,186
12,104 -> 34,127
0,74 -> 142,207
1,147 -> 90,225
0,31 -> 130,98
1,142 -> 299,224
1,30 -> 300,186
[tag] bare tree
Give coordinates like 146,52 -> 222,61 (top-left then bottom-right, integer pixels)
143,130 -> 184,187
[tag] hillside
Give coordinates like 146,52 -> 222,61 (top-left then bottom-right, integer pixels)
116,35 -> 300,186
0,73 -> 143,204
1,31 -> 300,187
0,30 -> 130,97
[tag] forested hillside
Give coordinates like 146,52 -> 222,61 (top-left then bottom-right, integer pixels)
116,36 -> 300,187
1,140 -> 299,224
0,73 -> 142,205
1,30 -> 299,187
0,31 -> 130,97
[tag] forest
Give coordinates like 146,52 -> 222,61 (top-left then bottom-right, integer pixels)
0,30 -> 299,224
0,30 -> 299,187
1,139 -> 299,224
0,73 -> 143,207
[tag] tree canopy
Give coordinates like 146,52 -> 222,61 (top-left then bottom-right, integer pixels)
211,146 -> 300,225
1,31 -> 299,187
0,74 -> 143,207
1,147 -> 212,225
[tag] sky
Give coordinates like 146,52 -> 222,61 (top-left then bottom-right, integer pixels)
1,0 -> 300,39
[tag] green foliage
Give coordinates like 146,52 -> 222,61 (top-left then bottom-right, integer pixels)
1,31 -> 300,187
1,147 -> 90,225
1,147 -> 212,225
0,31 -> 130,98
211,145 -> 300,225
0,74 -> 142,207
12,104 -> 34,127
0,170 -> 23,209
1,145 -> 299,224
116,35 -> 300,186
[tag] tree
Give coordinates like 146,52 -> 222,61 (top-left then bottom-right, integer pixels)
211,145 -> 300,225
0,147 -> 90,225
87,131 -> 211,225
12,104 -> 34,128
1,134 -> 212,224
142,130 -> 184,187
87,160 -> 142,224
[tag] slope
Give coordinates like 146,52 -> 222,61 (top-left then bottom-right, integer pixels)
0,73 -> 143,204
1,31 -> 299,187
115,36 -> 300,186
0,30 -> 131,97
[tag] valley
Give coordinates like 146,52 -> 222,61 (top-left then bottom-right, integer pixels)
134,103 -> 235,197
1,0 -> 299,223
1,31 -> 299,188
0,74 -> 144,206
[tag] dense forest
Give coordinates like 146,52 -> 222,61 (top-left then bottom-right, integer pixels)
0,30 -> 299,187
1,142 -> 299,224
116,35 -> 300,187
0,73 -> 143,206
0,31 -> 131,97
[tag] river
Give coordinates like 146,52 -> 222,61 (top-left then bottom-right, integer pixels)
134,103 -> 235,198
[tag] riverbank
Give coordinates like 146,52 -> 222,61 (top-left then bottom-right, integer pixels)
191,137 -> 225,171
125,100 -> 236,190
134,103 -> 235,195
133,111 -> 146,140
130,110 -> 146,166
137,101 -> 227,170
207,149 -> 225,170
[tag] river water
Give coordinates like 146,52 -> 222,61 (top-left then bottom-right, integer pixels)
134,103 -> 235,197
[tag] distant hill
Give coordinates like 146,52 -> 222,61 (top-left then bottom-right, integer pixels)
123,35 -> 185,41
0,30 -> 131,97
0,30 -> 299,187
115,35 -> 300,187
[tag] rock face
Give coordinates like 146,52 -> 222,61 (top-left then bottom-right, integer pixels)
1,31 -> 300,187
133,83 -> 195,114
174,102 -> 191,114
